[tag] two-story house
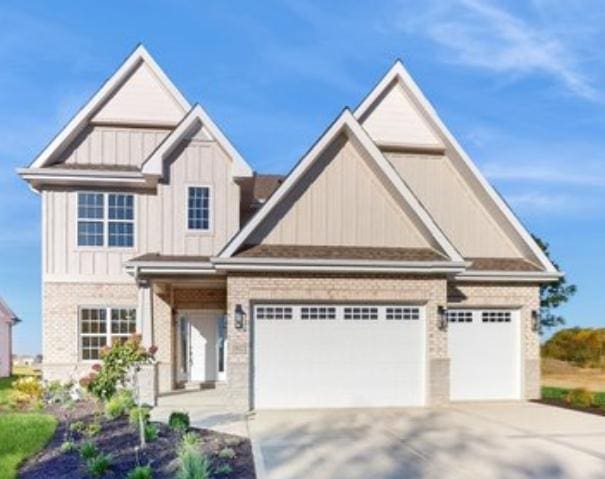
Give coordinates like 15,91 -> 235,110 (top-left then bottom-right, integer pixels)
18,45 -> 561,410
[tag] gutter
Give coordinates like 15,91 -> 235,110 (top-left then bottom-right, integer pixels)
17,167 -> 159,189
454,270 -> 563,283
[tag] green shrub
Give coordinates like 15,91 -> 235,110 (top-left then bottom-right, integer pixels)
144,423 -> 159,442
87,452 -> 112,477
214,464 -> 233,476
80,441 -> 98,460
169,411 -> 190,432
129,405 -> 151,426
83,335 -> 156,400
85,422 -> 102,437
566,388 -> 594,408
70,420 -> 87,434
177,445 -> 210,479
126,465 -> 153,479
105,389 -> 136,419
60,440 -> 76,453
181,431 -> 200,448
12,376 -> 44,400
541,386 -> 569,401
45,380 -> 75,406
217,447 -> 236,460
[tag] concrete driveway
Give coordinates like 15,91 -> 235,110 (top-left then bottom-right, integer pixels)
248,402 -> 605,479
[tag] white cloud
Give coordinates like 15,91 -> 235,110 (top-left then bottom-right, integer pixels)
392,0 -> 599,101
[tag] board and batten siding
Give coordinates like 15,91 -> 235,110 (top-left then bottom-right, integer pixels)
386,152 -> 522,258
57,126 -> 170,169
249,134 -> 431,249
43,138 -> 239,281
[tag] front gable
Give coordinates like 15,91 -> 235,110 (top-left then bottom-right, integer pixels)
220,109 -> 462,263
247,132 -> 431,249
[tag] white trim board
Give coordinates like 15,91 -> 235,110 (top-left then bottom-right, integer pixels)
29,44 -> 190,169
219,109 -> 462,262
142,104 -> 253,178
354,60 -> 557,273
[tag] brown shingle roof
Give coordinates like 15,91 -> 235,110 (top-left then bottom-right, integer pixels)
236,244 -> 448,262
467,258 -> 541,271
238,174 -> 285,225
128,253 -> 210,263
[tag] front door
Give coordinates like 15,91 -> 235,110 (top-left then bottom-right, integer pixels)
187,311 -> 226,383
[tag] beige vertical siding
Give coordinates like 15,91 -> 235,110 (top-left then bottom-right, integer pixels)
43,137 -> 240,281
249,134 -> 431,248
57,126 -> 169,168
361,82 -> 442,147
386,152 -> 522,258
92,61 -> 186,125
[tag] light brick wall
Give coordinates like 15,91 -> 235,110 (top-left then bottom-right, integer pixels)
43,281 -> 174,393
447,282 -> 541,399
226,273 -> 448,410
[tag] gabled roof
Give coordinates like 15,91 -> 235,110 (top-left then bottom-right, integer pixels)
142,104 -> 253,178
29,44 -> 190,169
355,60 -> 557,274
219,108 -> 463,262
0,296 -> 20,324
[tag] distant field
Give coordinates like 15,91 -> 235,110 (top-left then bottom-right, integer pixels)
542,358 -> 605,392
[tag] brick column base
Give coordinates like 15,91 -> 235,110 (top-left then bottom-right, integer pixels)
429,358 -> 450,406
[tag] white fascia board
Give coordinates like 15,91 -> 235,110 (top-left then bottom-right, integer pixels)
455,270 -> 563,283
354,61 -> 557,273
29,44 -> 191,169
142,104 -> 253,178
17,168 -> 155,188
124,261 -> 218,277
219,109 -> 462,261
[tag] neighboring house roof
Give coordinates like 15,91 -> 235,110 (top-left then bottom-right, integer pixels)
28,44 -> 190,170
219,108 -> 464,263
238,174 -> 286,225
354,60 -> 557,274
142,104 -> 253,178
236,244 -> 447,262
0,296 -> 20,324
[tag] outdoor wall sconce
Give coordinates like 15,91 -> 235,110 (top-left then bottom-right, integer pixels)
234,304 -> 247,331
531,310 -> 540,332
438,305 -> 448,331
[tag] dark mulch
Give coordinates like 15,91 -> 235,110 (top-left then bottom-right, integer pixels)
534,399 -> 605,417
19,400 -> 256,479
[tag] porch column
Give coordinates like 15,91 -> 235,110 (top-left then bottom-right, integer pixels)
137,278 -> 154,347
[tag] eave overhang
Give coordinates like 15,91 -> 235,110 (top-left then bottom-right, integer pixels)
454,270 -> 563,283
17,167 -> 159,190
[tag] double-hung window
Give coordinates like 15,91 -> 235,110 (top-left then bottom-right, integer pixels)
80,307 -> 137,360
187,186 -> 211,231
77,192 -> 134,247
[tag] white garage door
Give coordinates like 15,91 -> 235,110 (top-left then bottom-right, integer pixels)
448,309 -> 521,401
253,304 -> 426,409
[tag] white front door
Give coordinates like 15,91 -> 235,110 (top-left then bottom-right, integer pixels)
448,309 -> 521,401
187,311 -> 225,383
254,304 -> 426,409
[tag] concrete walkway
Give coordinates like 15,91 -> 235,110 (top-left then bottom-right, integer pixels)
248,402 -> 605,479
150,390 -> 249,437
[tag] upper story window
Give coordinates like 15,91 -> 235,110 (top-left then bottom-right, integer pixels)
187,186 -> 211,231
77,192 -> 134,247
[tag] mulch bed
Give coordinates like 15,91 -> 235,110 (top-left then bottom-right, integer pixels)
19,400 -> 256,479
534,399 -> 605,417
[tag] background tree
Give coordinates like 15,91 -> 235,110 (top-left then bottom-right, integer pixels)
533,234 -> 577,332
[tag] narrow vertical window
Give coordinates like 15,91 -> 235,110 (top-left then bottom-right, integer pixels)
77,193 -> 104,246
108,193 -> 134,247
188,186 -> 211,230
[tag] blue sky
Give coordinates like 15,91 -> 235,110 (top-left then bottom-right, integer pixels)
1,0 -> 604,354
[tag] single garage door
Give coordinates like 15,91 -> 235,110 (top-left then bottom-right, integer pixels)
448,309 -> 521,401
253,304 -> 426,409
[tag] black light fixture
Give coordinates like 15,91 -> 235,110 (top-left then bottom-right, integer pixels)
234,304 -> 246,331
438,305 -> 448,331
531,310 -> 540,332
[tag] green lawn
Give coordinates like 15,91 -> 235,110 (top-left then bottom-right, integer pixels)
0,413 -> 57,478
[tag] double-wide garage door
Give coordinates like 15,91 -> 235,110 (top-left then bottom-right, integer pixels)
253,304 -> 425,409
448,309 -> 521,401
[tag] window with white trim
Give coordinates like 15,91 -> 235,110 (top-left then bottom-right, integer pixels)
80,307 -> 137,360
77,192 -> 134,247
447,310 -> 473,323
344,307 -> 378,320
386,307 -> 420,320
255,306 -> 293,320
482,311 -> 512,323
187,186 -> 211,230
301,306 -> 336,320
